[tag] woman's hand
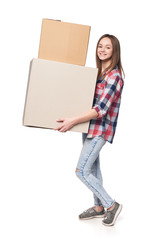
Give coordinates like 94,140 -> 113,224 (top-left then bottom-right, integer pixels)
54,117 -> 76,132
54,109 -> 98,132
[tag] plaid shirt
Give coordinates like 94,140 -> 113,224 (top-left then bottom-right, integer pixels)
87,66 -> 124,143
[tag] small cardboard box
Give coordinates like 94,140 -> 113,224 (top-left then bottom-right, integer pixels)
23,58 -> 98,133
38,19 -> 91,66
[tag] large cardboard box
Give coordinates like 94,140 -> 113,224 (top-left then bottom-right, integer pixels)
38,19 -> 90,66
23,58 -> 98,133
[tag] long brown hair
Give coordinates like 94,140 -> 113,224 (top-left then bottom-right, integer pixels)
96,34 -> 125,79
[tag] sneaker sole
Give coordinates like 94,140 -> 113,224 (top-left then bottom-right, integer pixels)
102,204 -> 123,226
79,214 -> 105,220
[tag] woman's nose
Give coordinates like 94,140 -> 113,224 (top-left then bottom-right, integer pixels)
100,47 -> 105,52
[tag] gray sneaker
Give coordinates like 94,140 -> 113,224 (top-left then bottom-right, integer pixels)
79,207 -> 105,220
102,202 -> 122,226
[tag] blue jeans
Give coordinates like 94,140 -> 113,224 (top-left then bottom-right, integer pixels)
76,133 -> 115,209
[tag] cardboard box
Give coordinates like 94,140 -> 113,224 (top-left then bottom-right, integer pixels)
38,19 -> 90,66
23,58 -> 98,133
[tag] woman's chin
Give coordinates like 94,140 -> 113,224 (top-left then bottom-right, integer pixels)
99,57 -> 108,61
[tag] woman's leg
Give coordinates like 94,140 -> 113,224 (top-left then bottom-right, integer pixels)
81,133 -> 103,207
92,156 -> 103,206
76,135 -> 115,209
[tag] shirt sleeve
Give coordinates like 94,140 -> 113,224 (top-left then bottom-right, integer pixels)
92,75 -> 122,119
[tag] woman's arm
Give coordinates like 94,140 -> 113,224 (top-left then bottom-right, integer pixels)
93,75 -> 123,118
54,109 -> 98,132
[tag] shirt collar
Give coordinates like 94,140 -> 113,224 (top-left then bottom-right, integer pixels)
99,65 -> 118,80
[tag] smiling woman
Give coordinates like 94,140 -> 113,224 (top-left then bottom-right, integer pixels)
54,33 -> 125,227
97,37 -> 113,64
96,34 -> 125,80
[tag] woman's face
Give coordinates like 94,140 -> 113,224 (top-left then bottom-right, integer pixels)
97,37 -> 113,61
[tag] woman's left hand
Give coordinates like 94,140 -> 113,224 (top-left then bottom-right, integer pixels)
54,118 -> 76,132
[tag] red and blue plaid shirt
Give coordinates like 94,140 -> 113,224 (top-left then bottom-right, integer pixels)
87,66 -> 124,143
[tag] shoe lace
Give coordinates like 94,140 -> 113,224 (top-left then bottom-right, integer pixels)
84,207 -> 94,213
104,210 -> 113,220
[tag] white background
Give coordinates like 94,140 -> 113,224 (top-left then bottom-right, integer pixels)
0,0 -> 160,239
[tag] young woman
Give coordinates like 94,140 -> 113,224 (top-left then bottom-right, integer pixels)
54,34 -> 125,226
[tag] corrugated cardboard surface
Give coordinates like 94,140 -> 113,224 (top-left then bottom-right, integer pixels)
23,58 -> 98,133
38,19 -> 90,66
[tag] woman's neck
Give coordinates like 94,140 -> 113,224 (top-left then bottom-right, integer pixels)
101,59 -> 112,73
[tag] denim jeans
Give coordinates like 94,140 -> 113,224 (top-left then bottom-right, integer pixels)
76,133 -> 115,209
